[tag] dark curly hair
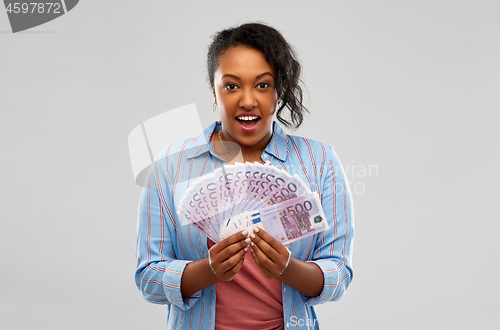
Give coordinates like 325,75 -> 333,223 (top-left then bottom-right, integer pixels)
207,22 -> 308,130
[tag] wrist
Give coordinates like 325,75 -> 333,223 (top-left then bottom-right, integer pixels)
276,256 -> 294,280
276,246 -> 291,278
206,257 -> 222,282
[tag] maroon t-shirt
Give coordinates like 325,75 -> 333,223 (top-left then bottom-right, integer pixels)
208,238 -> 284,330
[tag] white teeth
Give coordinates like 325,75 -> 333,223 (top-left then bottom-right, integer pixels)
238,116 -> 258,121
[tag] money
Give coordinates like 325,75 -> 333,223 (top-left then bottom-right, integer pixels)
177,162 -> 328,243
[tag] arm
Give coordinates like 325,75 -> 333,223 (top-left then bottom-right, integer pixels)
136,159 -> 252,304
135,157 -> 208,309
180,258 -> 220,297
250,146 -> 354,302
304,147 -> 354,304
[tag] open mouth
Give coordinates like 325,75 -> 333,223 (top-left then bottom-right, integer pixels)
236,115 -> 260,127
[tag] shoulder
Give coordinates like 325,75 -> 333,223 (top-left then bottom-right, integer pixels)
154,121 -> 217,165
283,132 -> 341,165
149,128 -> 213,190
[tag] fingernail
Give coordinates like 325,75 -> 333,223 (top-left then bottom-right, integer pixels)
250,241 -> 254,246
242,230 -> 248,236
245,237 -> 251,244
244,246 -> 249,252
253,227 -> 259,233
249,233 -> 255,239
250,247 -> 253,252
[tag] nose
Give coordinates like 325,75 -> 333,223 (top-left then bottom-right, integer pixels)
238,89 -> 257,110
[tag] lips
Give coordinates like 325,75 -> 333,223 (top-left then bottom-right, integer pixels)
235,113 -> 261,132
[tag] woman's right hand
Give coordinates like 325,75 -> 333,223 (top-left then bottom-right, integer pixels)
181,230 -> 250,296
208,230 -> 250,281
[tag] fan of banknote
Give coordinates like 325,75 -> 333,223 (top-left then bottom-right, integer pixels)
177,162 -> 328,244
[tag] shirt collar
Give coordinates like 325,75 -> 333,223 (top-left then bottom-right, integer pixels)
184,121 -> 219,160
185,121 -> 289,162
264,121 -> 288,162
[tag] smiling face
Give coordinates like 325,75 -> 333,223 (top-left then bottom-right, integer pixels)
213,46 -> 278,155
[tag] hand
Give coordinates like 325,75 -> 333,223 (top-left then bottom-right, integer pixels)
249,227 -> 291,279
208,230 -> 251,281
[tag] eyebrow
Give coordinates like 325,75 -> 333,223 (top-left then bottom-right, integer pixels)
221,72 -> 274,80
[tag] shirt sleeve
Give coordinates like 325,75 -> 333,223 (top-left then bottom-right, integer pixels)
303,146 -> 355,306
134,156 -> 202,310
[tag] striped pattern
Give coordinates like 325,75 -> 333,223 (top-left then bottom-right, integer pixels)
135,121 -> 354,330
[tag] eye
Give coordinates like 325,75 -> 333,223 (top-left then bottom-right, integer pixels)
224,83 -> 238,90
256,82 -> 270,89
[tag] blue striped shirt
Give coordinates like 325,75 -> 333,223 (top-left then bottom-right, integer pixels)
135,121 -> 354,329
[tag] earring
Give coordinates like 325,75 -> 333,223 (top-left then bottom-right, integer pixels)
277,99 -> 282,108
213,102 -> 217,112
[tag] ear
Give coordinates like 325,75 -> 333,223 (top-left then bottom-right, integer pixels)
212,88 -> 217,103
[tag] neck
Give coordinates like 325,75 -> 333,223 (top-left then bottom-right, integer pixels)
212,131 -> 267,164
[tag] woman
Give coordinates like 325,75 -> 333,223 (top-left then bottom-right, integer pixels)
135,22 -> 354,330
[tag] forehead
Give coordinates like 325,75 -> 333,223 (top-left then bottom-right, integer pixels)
216,46 -> 274,78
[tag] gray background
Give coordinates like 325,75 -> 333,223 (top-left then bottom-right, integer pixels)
1,1 -> 499,329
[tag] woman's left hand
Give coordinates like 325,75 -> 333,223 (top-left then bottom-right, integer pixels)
249,227 -> 291,279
